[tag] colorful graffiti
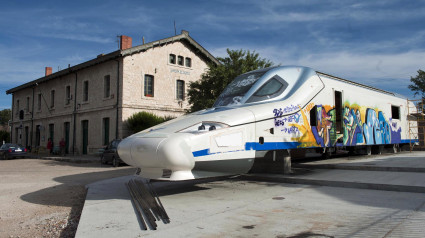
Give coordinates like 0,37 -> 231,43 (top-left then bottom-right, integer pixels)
274,102 -> 402,148
311,105 -> 335,147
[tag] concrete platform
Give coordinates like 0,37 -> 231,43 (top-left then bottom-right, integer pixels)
76,151 -> 425,237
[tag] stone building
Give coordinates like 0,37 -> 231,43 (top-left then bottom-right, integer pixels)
6,30 -> 219,155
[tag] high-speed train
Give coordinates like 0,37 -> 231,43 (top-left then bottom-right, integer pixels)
118,66 -> 417,180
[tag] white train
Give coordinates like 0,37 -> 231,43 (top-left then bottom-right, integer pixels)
118,66 -> 417,180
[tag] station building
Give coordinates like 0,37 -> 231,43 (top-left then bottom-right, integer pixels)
6,30 -> 219,155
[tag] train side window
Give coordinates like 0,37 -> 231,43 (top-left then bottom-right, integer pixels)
246,75 -> 288,103
310,105 -> 317,126
391,105 -> 400,120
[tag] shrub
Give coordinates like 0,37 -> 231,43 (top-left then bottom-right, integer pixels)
126,112 -> 175,134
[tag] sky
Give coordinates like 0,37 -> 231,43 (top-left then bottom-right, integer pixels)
1,0 -> 425,109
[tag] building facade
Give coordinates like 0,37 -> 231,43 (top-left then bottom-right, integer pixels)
6,31 -> 218,155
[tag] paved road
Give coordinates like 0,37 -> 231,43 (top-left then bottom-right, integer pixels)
0,158 -> 135,237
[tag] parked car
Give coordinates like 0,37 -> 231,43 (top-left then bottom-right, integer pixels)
101,139 -> 124,167
0,143 -> 27,160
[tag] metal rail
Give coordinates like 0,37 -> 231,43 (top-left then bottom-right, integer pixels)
126,178 -> 170,230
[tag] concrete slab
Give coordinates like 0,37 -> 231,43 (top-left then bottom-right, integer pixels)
293,151 -> 425,172
76,176 -> 425,238
76,152 -> 425,237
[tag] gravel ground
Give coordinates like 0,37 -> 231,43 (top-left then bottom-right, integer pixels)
0,158 -> 135,238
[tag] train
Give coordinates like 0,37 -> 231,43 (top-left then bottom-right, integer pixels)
118,66 -> 417,180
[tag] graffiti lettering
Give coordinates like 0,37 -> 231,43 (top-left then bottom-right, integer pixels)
281,126 -> 300,134
273,105 -> 299,117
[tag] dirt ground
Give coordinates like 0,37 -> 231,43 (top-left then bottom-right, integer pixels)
0,158 -> 135,238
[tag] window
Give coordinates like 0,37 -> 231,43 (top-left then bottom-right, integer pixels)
65,86 -> 71,105
103,118 -> 110,145
213,71 -> 267,107
26,97 -> 30,111
104,75 -> 110,98
246,76 -> 288,103
178,56 -> 184,66
144,75 -> 154,97
392,105 -> 400,120
83,81 -> 89,102
16,100 -> 19,114
176,80 -> 185,100
50,90 -> 55,108
185,57 -> 192,67
37,94 -> 41,110
169,54 -> 176,64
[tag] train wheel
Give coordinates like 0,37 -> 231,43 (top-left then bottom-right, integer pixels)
366,146 -> 372,156
113,157 -> 119,167
393,144 -> 398,154
100,155 -> 106,164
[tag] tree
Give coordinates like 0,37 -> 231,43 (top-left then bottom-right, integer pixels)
408,70 -> 425,98
187,49 -> 273,112
0,109 -> 11,126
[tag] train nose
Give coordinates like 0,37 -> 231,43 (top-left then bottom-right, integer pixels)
117,133 -> 196,180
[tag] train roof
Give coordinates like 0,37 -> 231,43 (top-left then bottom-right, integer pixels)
315,70 -> 404,98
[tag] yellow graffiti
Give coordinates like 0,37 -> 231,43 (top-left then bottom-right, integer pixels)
289,106 -> 320,148
303,102 -> 315,115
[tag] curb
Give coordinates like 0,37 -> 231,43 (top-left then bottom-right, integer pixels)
292,163 -> 425,173
243,174 -> 425,194
28,155 -> 100,163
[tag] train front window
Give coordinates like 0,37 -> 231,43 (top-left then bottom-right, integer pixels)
213,71 -> 266,107
246,75 -> 288,103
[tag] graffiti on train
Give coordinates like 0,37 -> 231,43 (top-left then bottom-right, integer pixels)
274,103 -> 402,147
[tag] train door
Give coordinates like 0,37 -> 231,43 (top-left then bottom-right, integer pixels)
334,90 -> 343,144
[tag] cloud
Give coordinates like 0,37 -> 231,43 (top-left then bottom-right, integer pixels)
209,45 -> 424,98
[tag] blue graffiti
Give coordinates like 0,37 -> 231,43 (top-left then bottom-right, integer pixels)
363,109 -> 392,145
274,113 -> 301,127
273,105 -> 299,117
281,126 -> 300,134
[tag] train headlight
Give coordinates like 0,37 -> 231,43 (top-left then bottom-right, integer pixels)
178,122 -> 229,134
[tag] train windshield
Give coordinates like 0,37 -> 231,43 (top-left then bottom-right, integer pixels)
213,71 -> 266,107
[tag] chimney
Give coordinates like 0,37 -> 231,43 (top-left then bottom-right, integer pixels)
120,35 -> 132,50
45,67 -> 52,76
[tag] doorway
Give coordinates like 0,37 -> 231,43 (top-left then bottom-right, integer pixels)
64,122 -> 70,154
82,120 -> 88,154
335,90 -> 342,133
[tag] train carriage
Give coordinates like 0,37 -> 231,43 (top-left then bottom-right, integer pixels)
118,66 -> 417,180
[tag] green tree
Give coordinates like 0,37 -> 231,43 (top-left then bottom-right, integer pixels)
126,111 -> 175,134
408,69 -> 425,98
0,109 -> 11,125
187,49 -> 273,112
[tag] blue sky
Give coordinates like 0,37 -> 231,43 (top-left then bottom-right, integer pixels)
1,0 -> 425,109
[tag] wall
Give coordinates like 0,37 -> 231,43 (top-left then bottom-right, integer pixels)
120,41 -> 209,137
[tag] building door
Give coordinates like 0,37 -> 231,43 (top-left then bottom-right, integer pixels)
49,123 -> 54,145
25,126 -> 29,148
64,122 -> 70,154
82,120 -> 88,154
103,118 -> 110,145
35,125 -> 40,146
334,90 -> 343,145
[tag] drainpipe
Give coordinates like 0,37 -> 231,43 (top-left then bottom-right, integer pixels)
11,94 -> 14,143
30,86 -> 35,150
115,59 -> 120,139
72,72 -> 78,155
